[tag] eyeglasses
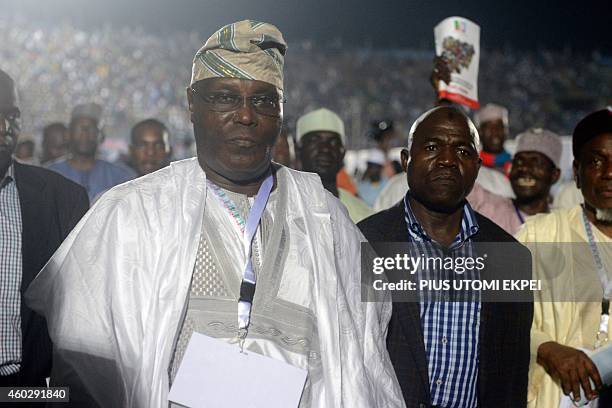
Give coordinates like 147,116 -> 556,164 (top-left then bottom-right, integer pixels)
191,87 -> 285,117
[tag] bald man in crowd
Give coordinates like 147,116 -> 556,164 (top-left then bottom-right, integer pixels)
359,106 -> 532,408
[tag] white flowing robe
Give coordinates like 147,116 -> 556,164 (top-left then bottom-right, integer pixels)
25,158 -> 405,408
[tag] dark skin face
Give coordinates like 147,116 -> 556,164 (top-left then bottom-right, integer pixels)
129,125 -> 171,175
377,129 -> 396,153
187,78 -> 282,195
298,131 -> 345,182
510,151 -> 560,205
402,108 -> 481,246
479,119 -> 506,154
69,117 -> 100,158
42,128 -> 68,163
574,132 -> 612,226
0,72 -> 19,176
536,133 -> 612,401
363,163 -> 383,182
15,141 -> 34,160
404,109 -> 481,213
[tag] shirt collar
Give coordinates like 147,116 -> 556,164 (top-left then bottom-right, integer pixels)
0,161 -> 15,189
403,192 -> 480,245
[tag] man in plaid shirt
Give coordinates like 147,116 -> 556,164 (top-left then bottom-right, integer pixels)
0,68 -> 88,388
359,106 -> 532,408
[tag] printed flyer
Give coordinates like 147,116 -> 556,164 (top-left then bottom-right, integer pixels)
434,16 -> 481,109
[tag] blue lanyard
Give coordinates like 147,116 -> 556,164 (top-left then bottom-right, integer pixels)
207,174 -> 274,337
512,201 -> 526,224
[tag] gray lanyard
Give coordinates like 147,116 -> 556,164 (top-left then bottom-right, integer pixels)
581,208 -> 610,348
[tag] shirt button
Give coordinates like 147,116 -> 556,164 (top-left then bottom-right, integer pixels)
436,379 -> 443,385
441,336 -> 448,345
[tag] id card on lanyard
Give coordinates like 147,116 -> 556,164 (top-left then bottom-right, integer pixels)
582,209 -> 611,349
207,174 -> 274,349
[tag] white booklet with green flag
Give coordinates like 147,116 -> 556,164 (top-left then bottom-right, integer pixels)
434,16 -> 481,109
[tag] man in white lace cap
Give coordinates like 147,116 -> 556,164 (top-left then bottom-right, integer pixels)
469,127 -> 562,234
296,107 -> 373,223
474,103 -> 511,172
26,20 -> 404,408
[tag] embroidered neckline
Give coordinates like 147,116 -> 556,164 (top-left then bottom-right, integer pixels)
206,180 -> 246,234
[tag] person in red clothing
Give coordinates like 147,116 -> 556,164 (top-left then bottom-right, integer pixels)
474,103 -> 512,174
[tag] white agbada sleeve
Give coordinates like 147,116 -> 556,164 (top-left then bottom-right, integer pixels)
26,159 -> 207,407
26,160 -> 404,407
321,194 -> 405,407
290,167 -> 405,408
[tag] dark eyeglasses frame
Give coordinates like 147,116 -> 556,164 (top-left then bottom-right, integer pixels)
190,87 -> 285,118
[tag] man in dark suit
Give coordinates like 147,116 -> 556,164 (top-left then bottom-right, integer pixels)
358,106 -> 532,408
0,68 -> 89,389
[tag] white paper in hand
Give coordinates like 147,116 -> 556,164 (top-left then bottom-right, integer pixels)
434,16 -> 481,109
168,332 -> 308,408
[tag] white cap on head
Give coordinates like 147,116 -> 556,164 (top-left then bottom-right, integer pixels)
296,108 -> 345,145
71,102 -> 103,124
366,148 -> 386,166
515,127 -> 562,168
407,106 -> 481,152
473,103 -> 509,128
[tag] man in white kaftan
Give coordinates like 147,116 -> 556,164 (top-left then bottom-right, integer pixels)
25,20 -> 404,408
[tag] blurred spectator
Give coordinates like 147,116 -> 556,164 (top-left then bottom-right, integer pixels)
41,122 -> 68,165
357,149 -> 388,206
48,103 -> 136,200
14,134 -> 36,165
296,108 -> 373,222
473,103 -> 515,198
0,16 -> 609,150
368,119 -> 399,178
474,103 -> 512,173
469,128 -> 562,234
128,118 -> 171,176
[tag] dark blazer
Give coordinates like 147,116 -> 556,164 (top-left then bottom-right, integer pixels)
12,162 -> 89,386
358,201 -> 533,408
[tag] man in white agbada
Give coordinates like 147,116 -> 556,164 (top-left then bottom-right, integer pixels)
26,20 -> 404,407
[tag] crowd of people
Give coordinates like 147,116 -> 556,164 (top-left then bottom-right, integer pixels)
1,16 -> 611,408
0,14 -> 610,153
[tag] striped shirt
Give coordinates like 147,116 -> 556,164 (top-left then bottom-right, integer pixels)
0,163 -> 22,376
403,193 -> 481,408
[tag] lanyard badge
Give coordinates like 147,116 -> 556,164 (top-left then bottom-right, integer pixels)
582,209 -> 611,349
207,173 -> 274,351
596,300 -> 609,349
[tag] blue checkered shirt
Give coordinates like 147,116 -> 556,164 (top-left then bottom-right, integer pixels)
0,163 -> 22,376
404,193 -> 481,408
